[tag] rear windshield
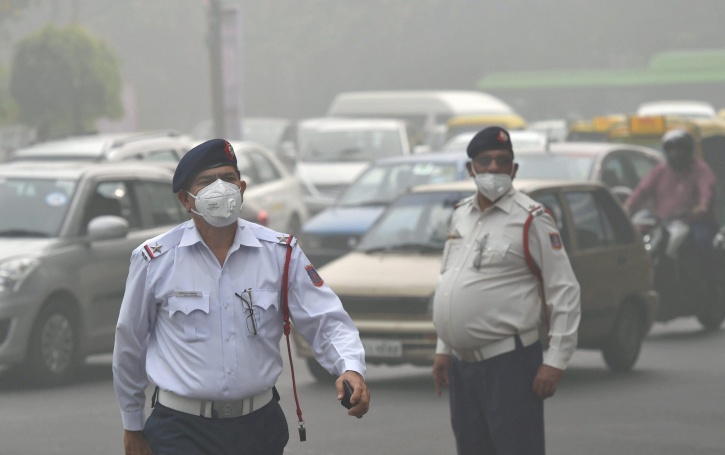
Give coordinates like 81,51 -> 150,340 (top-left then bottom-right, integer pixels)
515,154 -> 595,181
298,128 -> 403,163
0,177 -> 78,237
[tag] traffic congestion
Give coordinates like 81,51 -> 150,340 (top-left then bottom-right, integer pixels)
2,3 -> 725,454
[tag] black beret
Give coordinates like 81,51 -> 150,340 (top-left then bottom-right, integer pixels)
466,126 -> 514,158
173,139 -> 237,193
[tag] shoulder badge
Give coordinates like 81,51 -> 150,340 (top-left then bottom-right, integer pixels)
143,242 -> 163,260
549,232 -> 563,250
305,264 -> 324,287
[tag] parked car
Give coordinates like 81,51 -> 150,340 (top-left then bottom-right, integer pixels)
232,141 -> 308,234
294,117 -> 416,215
9,131 -> 191,164
514,142 -> 664,201
297,151 -> 471,267
294,179 -> 657,380
0,161 -> 191,384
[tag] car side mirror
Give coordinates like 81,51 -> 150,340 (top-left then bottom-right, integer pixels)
88,215 -> 129,241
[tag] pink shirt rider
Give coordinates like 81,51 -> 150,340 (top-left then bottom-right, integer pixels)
626,158 -> 716,220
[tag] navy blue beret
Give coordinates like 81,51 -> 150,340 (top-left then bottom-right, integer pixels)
466,126 -> 514,158
173,139 -> 237,193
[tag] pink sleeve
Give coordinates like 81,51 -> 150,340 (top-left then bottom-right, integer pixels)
626,164 -> 663,209
696,159 -> 717,208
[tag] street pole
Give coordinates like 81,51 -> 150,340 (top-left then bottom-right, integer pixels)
208,0 -> 225,138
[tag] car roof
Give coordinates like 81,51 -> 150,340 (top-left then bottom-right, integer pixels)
0,160 -> 174,180
367,150 -> 469,166
297,117 -> 407,130
409,178 -> 602,194
12,131 -> 184,160
515,141 -> 661,157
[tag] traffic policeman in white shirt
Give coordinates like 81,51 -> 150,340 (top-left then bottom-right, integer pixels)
431,126 -> 580,455
113,139 -> 370,455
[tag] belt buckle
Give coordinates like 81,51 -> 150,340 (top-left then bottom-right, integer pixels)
212,400 -> 242,418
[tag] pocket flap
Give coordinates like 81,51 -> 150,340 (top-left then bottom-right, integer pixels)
168,293 -> 210,316
251,289 -> 279,310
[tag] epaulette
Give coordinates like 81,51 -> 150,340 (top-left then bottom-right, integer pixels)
247,222 -> 298,247
455,194 -> 475,208
512,192 -> 545,216
138,224 -> 185,261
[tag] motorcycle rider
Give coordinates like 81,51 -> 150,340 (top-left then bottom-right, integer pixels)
624,129 -> 717,289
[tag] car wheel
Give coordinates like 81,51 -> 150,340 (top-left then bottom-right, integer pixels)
306,358 -> 335,382
601,304 -> 644,372
24,301 -> 79,385
696,285 -> 725,331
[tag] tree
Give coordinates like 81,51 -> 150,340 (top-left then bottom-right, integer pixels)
10,24 -> 122,140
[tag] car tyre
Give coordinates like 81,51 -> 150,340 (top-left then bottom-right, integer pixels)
306,358 -> 335,382
602,304 -> 644,372
696,285 -> 725,331
24,301 -> 79,386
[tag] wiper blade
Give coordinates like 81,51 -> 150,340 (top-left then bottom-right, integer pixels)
338,200 -> 390,208
0,229 -> 50,238
361,242 -> 442,254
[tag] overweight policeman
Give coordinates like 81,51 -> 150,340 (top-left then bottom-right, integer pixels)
431,127 -> 580,455
113,139 -> 370,455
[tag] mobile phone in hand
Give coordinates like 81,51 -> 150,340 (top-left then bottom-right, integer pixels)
341,379 -> 354,409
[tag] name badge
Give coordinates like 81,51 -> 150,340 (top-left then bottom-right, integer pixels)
175,291 -> 202,298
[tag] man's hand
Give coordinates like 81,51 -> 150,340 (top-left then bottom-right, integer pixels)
123,430 -> 152,455
336,370 -> 370,418
432,354 -> 451,397
532,364 -> 563,399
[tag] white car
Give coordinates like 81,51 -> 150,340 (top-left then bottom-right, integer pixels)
232,141 -> 308,234
294,117 -> 414,215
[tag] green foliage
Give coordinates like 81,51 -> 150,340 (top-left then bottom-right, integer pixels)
10,24 -> 122,140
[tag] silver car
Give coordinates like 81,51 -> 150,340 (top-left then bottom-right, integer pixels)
0,161 -> 189,384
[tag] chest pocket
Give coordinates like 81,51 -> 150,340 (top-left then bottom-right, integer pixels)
244,289 -> 281,338
472,238 -> 511,270
168,293 -> 211,342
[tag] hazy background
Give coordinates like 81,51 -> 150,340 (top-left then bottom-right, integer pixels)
2,0 -> 725,134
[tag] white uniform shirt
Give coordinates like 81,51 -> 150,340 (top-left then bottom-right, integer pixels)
113,219 -> 366,431
433,188 -> 580,370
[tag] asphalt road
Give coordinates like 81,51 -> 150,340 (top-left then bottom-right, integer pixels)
0,318 -> 723,455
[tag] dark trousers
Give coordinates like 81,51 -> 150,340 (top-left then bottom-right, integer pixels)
690,219 -> 717,285
144,399 -> 289,455
448,337 -> 545,455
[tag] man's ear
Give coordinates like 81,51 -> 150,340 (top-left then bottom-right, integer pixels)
466,161 -> 475,178
177,191 -> 191,212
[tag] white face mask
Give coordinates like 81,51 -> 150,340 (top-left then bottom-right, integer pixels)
472,166 -> 514,202
187,179 -> 242,227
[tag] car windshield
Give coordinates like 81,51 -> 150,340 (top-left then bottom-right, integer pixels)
338,161 -> 460,207
0,177 -> 77,237
358,191 -> 470,253
298,128 -> 403,163
243,120 -> 287,150
515,154 -> 595,181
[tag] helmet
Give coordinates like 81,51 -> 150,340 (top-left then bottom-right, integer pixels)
662,129 -> 695,155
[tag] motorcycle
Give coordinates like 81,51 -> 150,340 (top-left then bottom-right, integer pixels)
631,209 -> 725,330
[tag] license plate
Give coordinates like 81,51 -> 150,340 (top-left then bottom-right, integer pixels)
362,339 -> 403,358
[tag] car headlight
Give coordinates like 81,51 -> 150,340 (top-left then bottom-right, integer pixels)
0,257 -> 41,294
